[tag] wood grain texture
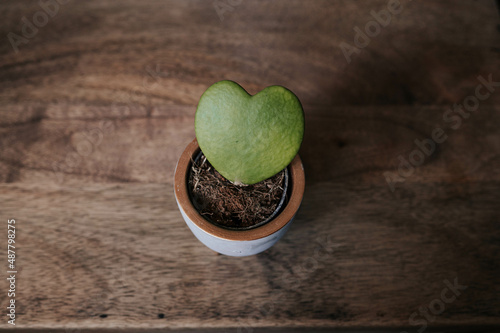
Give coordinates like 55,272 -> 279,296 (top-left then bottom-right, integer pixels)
0,0 -> 499,330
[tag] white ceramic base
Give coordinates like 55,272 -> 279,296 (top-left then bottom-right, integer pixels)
176,198 -> 294,257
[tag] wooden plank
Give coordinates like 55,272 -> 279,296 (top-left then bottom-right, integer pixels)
0,177 -> 499,328
0,0 -> 499,107
0,103 -> 499,185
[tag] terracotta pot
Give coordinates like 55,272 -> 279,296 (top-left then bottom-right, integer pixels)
174,138 -> 305,256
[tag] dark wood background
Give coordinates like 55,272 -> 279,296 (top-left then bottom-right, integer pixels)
0,0 -> 499,331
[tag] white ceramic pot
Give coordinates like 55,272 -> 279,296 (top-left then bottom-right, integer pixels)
174,139 -> 305,257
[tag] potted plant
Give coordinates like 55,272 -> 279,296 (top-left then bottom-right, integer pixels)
174,80 -> 305,256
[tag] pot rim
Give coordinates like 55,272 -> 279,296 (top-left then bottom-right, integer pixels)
174,138 -> 305,241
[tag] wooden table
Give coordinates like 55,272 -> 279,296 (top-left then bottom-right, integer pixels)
1,0 -> 499,331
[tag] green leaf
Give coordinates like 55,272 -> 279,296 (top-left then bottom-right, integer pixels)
195,80 -> 304,185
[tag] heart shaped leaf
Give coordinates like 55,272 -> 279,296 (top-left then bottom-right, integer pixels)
195,81 -> 304,185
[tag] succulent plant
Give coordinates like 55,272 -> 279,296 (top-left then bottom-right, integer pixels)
195,80 -> 304,185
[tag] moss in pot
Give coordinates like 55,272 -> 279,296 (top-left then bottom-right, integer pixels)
174,80 -> 305,256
